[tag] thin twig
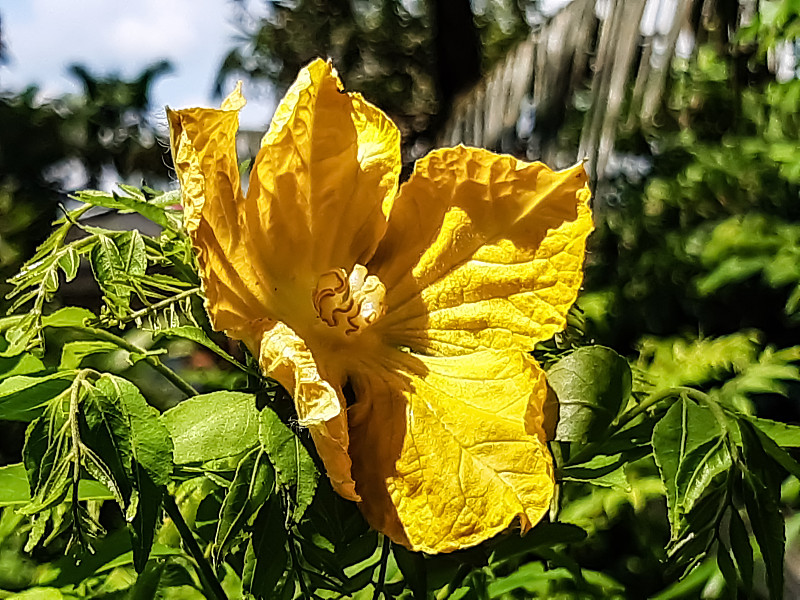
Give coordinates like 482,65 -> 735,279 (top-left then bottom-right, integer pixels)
372,535 -> 391,600
79,326 -> 198,397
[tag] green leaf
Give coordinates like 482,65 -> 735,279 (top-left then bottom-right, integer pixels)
59,340 -> 120,370
41,307 -> 95,328
242,498 -> 289,597
213,446 -> 276,565
0,353 -> 45,382
57,246 -> 80,282
0,463 -> 34,506
96,375 -> 173,571
749,416 -> 800,448
716,544 -> 738,599
728,508 -> 753,593
22,406 -> 73,514
80,381 -> 134,510
161,391 -> 260,464
0,461 -> 113,507
675,435 -> 731,515
739,421 -> 785,600
747,418 -> 800,480
0,373 -> 73,422
392,543 -> 427,598
154,326 -> 251,373
90,232 -> 146,316
561,453 -> 631,490
75,188 -> 172,229
652,395 -> 724,534
547,346 -> 632,443
259,406 -> 318,522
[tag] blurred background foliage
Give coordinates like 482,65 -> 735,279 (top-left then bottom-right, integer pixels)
1,0 -> 800,598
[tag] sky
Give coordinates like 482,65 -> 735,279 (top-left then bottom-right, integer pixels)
0,0 -> 276,129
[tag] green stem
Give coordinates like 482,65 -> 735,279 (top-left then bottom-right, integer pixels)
614,386 -> 707,429
80,326 -> 198,397
567,386 -> 707,467
163,495 -> 228,600
97,286 -> 201,328
372,535 -> 391,600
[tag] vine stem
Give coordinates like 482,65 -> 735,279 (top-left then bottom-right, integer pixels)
79,326 -> 198,397
566,385 -> 712,467
163,494 -> 228,600
97,286 -> 201,329
613,385 -> 709,429
372,535 -> 391,600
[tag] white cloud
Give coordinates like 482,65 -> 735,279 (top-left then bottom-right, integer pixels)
0,0 -> 276,127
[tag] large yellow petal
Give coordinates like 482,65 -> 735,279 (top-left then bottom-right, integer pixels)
167,92 -> 269,347
242,59 -> 402,327
258,321 -> 359,501
347,348 -> 553,553
371,146 -> 592,356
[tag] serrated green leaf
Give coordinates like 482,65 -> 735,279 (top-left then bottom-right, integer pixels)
728,508 -> 753,593
57,246 -> 80,282
161,391 -> 260,464
80,382 -> 134,510
561,453 -> 632,490
90,232 -> 146,316
676,436 -> 731,515
94,374 -> 173,571
22,411 -> 73,514
75,188 -> 171,229
547,346 -> 632,443
749,416 -> 800,447
652,395 -> 723,533
259,406 -> 318,522
0,313 -> 39,358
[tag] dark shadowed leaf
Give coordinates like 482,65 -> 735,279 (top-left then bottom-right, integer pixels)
242,498 -> 289,597
739,421 -> 785,600
213,446 -> 275,565
728,508 -> 753,593
547,346 -> 631,442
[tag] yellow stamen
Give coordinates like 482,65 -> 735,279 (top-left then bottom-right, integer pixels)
312,265 -> 386,335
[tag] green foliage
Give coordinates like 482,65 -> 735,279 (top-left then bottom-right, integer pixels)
4,183 -> 797,599
0,63 -> 173,289
3,3 -> 800,597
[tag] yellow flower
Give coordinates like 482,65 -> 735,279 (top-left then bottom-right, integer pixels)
167,59 -> 592,553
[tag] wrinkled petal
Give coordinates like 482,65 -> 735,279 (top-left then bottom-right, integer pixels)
347,348 -> 553,553
258,321 -> 358,500
371,147 -> 592,356
244,59 -> 402,326
167,89 -> 269,348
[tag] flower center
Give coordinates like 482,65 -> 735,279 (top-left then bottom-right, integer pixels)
312,264 -> 386,336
